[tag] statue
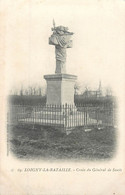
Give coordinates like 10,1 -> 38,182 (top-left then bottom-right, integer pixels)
49,20 -> 74,74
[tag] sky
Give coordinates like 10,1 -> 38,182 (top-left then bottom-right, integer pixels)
3,0 -> 125,94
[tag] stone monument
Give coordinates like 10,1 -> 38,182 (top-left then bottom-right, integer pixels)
19,21 -> 97,132
44,21 -> 77,105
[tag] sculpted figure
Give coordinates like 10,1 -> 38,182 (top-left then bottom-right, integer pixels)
49,21 -> 74,74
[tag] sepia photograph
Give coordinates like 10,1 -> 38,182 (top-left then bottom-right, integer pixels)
8,19 -> 117,161
1,0 -> 125,194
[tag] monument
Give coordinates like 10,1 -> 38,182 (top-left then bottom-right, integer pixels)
44,21 -> 77,105
19,21 -> 99,132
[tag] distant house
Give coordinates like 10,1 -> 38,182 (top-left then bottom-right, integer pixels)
82,81 -> 102,98
82,90 -> 102,98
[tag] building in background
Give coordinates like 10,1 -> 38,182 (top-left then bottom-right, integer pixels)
82,81 -> 102,98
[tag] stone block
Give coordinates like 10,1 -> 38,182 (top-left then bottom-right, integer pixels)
44,74 -> 77,105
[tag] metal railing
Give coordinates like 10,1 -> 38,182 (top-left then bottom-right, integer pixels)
7,103 -> 116,129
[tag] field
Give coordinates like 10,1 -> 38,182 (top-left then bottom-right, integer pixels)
8,125 -> 117,161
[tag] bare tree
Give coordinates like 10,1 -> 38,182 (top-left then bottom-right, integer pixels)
38,87 -> 42,96
29,86 -> 33,96
20,86 -> 24,96
105,87 -> 112,96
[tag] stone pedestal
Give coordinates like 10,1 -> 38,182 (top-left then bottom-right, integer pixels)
44,74 -> 77,105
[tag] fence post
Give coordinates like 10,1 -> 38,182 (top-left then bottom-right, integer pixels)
65,103 -> 67,131
55,104 -> 57,125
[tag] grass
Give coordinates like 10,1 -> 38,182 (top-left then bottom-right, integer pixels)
8,124 -> 117,161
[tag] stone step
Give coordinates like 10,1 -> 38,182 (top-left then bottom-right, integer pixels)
31,111 -> 65,120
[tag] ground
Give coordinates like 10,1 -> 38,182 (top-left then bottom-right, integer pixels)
8,125 -> 117,161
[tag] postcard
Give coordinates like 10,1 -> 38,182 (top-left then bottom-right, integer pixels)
0,0 -> 125,194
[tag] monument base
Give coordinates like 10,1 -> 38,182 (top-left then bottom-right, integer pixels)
44,74 -> 77,105
19,110 -> 100,135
